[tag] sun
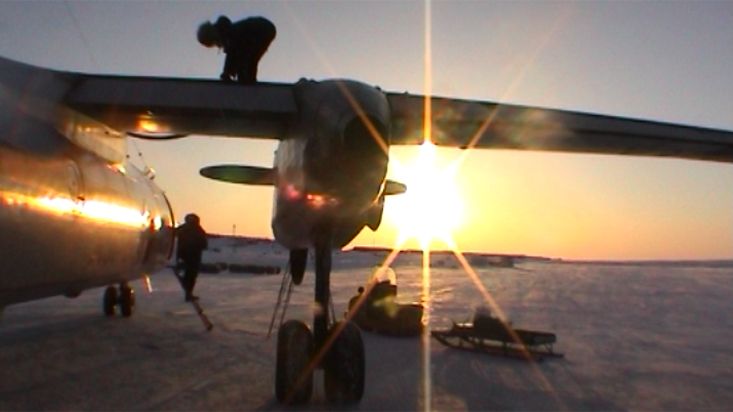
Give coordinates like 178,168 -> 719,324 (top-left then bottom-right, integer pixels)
386,142 -> 464,250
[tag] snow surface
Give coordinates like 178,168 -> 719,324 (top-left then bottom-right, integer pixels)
1,237 -> 733,411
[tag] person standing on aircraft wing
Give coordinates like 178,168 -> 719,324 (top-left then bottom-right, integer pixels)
197,15 -> 276,84
175,213 -> 208,302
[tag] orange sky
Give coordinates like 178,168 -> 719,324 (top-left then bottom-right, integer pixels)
354,147 -> 733,260
135,136 -> 732,261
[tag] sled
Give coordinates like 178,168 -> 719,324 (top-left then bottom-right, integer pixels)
431,311 -> 562,361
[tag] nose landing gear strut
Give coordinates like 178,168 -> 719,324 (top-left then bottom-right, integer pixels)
274,227 -> 365,405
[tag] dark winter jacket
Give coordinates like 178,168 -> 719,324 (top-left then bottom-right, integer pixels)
176,222 -> 208,263
215,16 -> 276,83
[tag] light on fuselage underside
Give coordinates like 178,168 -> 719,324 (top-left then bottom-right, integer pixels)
36,196 -> 77,214
152,215 -> 163,231
283,184 -> 302,200
305,193 -> 339,209
281,184 -> 339,209
137,119 -> 160,133
107,163 -> 127,175
0,191 -> 148,229
74,199 -> 148,228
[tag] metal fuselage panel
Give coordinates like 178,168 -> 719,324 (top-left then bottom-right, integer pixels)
271,80 -> 391,250
0,63 -> 174,307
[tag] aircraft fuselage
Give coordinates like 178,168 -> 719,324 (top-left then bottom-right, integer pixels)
0,58 -> 174,308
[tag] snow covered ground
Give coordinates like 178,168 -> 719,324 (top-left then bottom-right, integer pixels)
1,238 -> 733,411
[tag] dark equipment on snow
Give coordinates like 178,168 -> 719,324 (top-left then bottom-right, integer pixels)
431,307 -> 562,360
346,278 -> 423,337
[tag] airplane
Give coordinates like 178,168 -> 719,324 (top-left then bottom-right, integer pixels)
1,54 -> 733,404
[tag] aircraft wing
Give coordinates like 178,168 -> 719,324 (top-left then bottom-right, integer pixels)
6,57 -> 732,161
0,55 -> 297,140
387,93 -> 733,163
66,75 -> 297,139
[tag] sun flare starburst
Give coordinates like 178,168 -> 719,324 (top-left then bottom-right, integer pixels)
387,142 -> 465,251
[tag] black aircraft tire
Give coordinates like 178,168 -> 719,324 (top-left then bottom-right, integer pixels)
275,320 -> 314,404
103,286 -> 117,317
324,321 -> 365,404
119,285 -> 135,318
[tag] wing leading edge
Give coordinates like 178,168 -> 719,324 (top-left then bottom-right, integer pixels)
388,93 -> 733,163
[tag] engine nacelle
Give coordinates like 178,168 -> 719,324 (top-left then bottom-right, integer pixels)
272,79 -> 392,248
295,79 -> 390,201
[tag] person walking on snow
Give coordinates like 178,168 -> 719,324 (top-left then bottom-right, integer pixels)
175,213 -> 208,301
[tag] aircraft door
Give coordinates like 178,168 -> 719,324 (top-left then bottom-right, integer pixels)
139,187 -> 175,272
155,191 -> 175,261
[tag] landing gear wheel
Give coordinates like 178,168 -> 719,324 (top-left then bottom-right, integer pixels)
103,286 -> 117,317
119,283 -> 135,318
275,320 -> 314,404
324,321 -> 365,404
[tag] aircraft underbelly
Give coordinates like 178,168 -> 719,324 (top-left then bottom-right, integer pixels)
271,197 -> 368,250
0,214 -> 141,302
